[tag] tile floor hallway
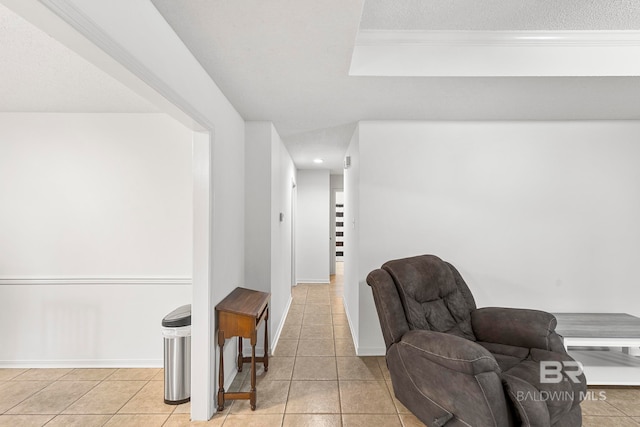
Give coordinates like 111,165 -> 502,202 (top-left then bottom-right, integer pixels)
2,268 -> 640,426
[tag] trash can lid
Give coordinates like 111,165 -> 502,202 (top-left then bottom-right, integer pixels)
162,304 -> 191,327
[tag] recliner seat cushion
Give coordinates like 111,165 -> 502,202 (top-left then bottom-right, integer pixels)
383,255 -> 476,340
479,341 -> 585,424
496,347 -> 584,425
501,373 -> 551,427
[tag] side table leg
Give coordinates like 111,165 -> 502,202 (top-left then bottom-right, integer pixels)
237,337 -> 243,372
264,309 -> 269,372
217,330 -> 226,411
250,331 -> 257,410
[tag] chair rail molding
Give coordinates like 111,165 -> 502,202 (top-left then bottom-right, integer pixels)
0,276 -> 192,286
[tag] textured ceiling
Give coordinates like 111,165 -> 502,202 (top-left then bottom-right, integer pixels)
3,0 -> 639,172
151,0 -> 640,172
361,0 -> 640,31
0,3 -> 157,113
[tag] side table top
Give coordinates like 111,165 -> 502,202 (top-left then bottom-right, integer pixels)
215,287 -> 270,318
553,313 -> 640,339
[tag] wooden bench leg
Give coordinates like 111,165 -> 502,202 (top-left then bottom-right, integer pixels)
217,330 -> 226,411
250,330 -> 257,410
264,309 -> 269,372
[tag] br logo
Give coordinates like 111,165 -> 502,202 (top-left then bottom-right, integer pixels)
540,361 -> 584,384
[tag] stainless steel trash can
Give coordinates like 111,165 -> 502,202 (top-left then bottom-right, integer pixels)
162,304 -> 191,404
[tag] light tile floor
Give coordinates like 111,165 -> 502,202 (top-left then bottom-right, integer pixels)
2,267 -> 640,426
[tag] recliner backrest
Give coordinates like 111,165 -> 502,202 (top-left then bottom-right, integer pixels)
382,254 -> 477,341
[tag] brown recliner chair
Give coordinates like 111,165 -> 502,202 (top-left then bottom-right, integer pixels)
366,254 -> 586,427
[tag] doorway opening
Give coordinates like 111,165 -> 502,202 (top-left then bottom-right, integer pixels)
331,190 -> 344,296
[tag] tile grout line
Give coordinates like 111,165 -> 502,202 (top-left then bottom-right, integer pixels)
328,287 -> 343,427
40,372 -> 108,425
2,372 -> 62,416
3,368 -> 115,425
94,366 -> 118,427
333,310 -> 345,427
278,366 -> 293,427
110,377 -> 152,421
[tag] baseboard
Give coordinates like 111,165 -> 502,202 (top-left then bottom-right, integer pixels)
342,299 -> 359,354
242,346 -> 273,363
340,299 -> 386,357
270,296 -> 293,355
0,359 -> 163,368
355,346 -> 386,356
240,295 -> 293,357
224,366 -> 238,392
296,280 -> 330,284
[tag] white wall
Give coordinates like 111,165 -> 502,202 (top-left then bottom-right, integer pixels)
352,120 -> 640,353
245,122 -> 273,295
0,113 -> 192,366
270,126 -> 297,345
245,122 -> 296,351
210,111 -> 245,402
296,170 -> 330,283
343,127 -> 360,349
6,2 -> 247,419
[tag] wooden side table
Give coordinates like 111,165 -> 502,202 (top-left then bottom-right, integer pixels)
215,287 -> 270,411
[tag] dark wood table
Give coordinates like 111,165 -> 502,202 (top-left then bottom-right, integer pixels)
215,287 -> 270,410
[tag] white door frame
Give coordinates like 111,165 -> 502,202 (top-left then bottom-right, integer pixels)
291,178 -> 297,287
192,132 -> 214,418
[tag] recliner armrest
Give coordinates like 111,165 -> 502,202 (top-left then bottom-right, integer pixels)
472,307 -> 565,353
399,329 -> 500,375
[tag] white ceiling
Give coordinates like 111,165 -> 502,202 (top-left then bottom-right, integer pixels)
151,0 -> 640,174
360,0 -> 640,31
0,2 -> 157,113
3,1 -> 639,174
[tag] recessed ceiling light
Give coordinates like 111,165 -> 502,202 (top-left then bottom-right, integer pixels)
313,158 -> 324,164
